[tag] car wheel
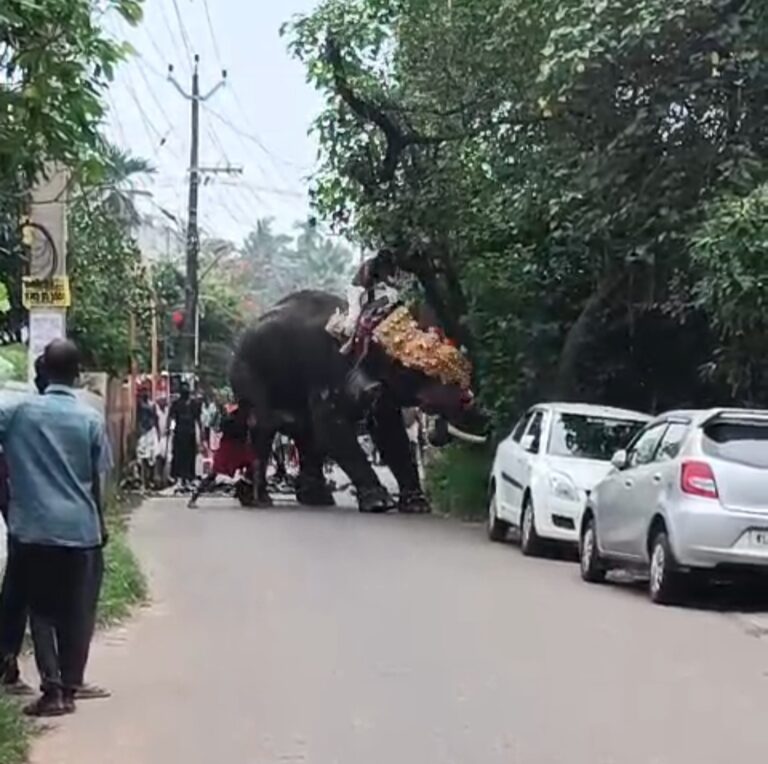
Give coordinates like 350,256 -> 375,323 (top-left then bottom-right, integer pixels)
487,491 -> 510,542
520,496 -> 543,557
649,530 -> 682,605
580,515 -> 606,583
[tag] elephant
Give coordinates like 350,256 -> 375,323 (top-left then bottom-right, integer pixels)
230,290 -> 488,513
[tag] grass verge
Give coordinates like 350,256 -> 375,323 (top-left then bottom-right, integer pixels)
98,508 -> 148,626
424,443 -> 493,522
0,696 -> 30,764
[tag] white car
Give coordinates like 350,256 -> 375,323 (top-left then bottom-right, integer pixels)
488,403 -> 650,554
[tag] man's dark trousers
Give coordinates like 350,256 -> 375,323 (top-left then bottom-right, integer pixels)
0,536 -> 28,678
19,543 -> 100,695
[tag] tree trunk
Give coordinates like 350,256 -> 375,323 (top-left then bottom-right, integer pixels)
553,272 -> 626,401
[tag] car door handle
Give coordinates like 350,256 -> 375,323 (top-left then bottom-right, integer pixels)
624,479 -> 633,489
652,474 -> 662,484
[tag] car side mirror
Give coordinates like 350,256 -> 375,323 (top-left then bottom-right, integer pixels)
521,434 -> 536,453
611,449 -> 628,470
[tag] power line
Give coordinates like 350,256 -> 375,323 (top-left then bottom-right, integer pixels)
220,181 -> 305,200
202,109 -> 231,165
170,0 -> 195,63
158,0 -> 192,74
198,104 -> 282,204
225,192 -> 259,229
131,59 -> 185,161
133,58 -> 173,130
201,0 -> 223,66
204,102 -> 309,185
122,73 -> 167,159
106,92 -> 129,147
140,21 -> 174,75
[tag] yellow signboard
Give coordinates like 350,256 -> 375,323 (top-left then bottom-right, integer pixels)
22,276 -> 71,309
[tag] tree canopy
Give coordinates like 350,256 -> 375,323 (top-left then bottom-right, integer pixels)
285,0 -> 768,426
1,0 -> 146,371
1,0 -> 143,183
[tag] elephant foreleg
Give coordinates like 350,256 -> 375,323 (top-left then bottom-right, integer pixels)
292,425 -> 335,507
311,391 -> 393,513
370,397 -> 430,514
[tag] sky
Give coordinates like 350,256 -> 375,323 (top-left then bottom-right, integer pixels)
103,0 -> 324,244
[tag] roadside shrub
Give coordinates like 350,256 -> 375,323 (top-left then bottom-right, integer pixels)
0,697 -> 29,764
425,443 -> 492,521
99,519 -> 147,626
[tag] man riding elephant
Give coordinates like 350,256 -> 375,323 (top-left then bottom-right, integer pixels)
230,253 -> 487,514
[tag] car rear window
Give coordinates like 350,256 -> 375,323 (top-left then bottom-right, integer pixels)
702,420 -> 768,469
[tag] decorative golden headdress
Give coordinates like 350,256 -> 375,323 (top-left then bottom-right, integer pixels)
373,306 -> 472,390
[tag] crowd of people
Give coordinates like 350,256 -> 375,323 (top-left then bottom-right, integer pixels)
133,387 -> 266,508
0,340 -> 111,717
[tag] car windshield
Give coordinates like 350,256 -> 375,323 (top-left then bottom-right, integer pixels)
548,414 -> 645,461
702,419 -> 768,469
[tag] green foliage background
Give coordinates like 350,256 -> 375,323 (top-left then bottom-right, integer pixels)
285,0 -> 768,428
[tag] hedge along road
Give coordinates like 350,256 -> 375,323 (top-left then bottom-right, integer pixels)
30,493 -> 768,764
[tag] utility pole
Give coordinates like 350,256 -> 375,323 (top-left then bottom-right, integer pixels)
168,55 -> 227,375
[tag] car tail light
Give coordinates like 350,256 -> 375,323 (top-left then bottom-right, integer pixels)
681,461 -> 719,499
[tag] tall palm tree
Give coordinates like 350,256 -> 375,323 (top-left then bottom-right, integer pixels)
97,144 -> 155,228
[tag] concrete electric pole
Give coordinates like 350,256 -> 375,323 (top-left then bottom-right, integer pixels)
168,55 -> 227,374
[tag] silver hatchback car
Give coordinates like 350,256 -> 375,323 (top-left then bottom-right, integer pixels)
579,409 -> 768,603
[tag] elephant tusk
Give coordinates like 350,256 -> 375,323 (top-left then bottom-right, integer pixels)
446,423 -> 488,445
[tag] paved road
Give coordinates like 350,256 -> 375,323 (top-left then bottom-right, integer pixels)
31,494 -> 768,764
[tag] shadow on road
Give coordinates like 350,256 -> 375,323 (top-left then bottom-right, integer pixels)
607,570 -> 768,614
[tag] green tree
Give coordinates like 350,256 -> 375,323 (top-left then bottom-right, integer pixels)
286,0 -> 768,424
1,0 -> 146,369
239,218 -> 294,309
67,149 -> 153,373
289,220 -> 355,295
237,218 -> 354,311
151,241 -> 249,387
1,0 -> 143,183
691,184 -> 768,404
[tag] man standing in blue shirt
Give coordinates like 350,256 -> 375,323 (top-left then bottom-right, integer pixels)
0,340 -> 109,716
0,355 -> 51,695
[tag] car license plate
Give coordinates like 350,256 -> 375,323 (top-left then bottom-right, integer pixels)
749,530 -> 768,548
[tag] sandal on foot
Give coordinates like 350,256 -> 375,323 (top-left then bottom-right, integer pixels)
23,693 -> 71,717
2,679 -> 35,697
74,683 -> 111,700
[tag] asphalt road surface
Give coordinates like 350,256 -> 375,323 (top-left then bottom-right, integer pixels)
31,492 -> 768,764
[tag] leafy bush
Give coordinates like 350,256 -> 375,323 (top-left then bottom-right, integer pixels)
691,185 -> 768,404
0,345 -> 27,382
425,444 -> 493,522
